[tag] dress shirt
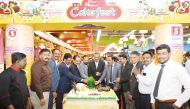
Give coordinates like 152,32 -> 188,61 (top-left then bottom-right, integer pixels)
151,59 -> 190,107
95,61 -> 99,69
137,62 -> 157,94
185,60 -> 190,75
131,63 -> 137,75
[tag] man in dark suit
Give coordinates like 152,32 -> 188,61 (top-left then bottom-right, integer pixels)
96,56 -> 122,108
88,52 -> 105,81
128,51 -> 143,109
56,53 -> 87,109
114,54 -> 133,109
69,55 -> 81,78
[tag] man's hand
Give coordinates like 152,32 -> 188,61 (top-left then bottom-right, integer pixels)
114,78 -> 120,83
53,92 -> 57,99
96,72 -> 101,76
132,67 -> 140,77
127,94 -> 133,101
26,98 -> 32,109
40,98 -> 46,106
173,104 -> 179,109
151,103 -> 156,109
95,81 -> 101,85
7,104 -> 14,109
113,87 -> 118,91
82,79 -> 88,84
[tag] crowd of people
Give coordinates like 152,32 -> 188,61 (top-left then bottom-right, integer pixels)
0,44 -> 190,109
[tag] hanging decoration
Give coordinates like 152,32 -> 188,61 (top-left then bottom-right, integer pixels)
0,1 -> 20,15
169,0 -> 190,14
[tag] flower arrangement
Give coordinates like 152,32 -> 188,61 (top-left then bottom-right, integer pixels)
87,76 -> 95,89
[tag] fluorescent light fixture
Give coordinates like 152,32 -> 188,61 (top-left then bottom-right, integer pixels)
96,30 -> 101,42
64,31 -> 68,34
139,30 -> 148,34
123,37 -> 129,41
129,35 -> 136,39
187,38 -> 190,44
119,39 -> 123,44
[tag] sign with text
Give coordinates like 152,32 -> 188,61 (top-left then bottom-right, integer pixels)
67,0 -> 121,19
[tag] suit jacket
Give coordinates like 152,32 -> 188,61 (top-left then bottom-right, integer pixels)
88,60 -> 105,80
48,58 -> 60,92
129,61 -> 143,100
57,62 -> 82,93
98,63 -> 121,89
78,62 -> 88,79
120,61 -> 133,92
69,62 -> 81,78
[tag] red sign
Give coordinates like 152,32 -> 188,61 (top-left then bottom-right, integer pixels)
67,0 -> 121,19
6,26 -> 18,40
0,1 -> 20,15
172,26 -> 181,36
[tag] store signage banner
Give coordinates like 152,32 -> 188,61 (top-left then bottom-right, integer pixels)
67,0 -> 121,19
0,29 -> 4,73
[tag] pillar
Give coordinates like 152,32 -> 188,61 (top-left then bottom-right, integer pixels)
5,24 -> 34,86
155,24 -> 184,63
0,28 -> 4,73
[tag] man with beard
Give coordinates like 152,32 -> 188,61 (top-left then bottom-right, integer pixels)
48,49 -> 60,109
133,51 -> 156,109
56,53 -> 87,109
30,49 -> 51,109
0,52 -> 31,109
69,55 -> 81,78
151,44 -> 190,109
88,53 -> 105,81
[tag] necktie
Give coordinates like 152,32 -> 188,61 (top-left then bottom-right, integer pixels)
153,64 -> 165,98
110,65 -> 113,83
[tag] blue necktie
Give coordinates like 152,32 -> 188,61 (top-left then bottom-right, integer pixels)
110,65 -> 113,83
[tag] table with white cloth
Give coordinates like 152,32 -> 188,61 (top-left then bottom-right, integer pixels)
62,83 -> 119,109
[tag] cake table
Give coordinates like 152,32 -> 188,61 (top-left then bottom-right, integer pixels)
62,83 -> 119,109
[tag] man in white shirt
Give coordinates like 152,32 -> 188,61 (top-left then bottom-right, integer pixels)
185,52 -> 190,75
151,44 -> 190,109
133,51 -> 156,109
184,51 -> 190,108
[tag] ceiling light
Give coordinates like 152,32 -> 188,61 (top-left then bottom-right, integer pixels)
66,40 -> 72,43
96,30 -> 101,42
39,43 -> 45,49
81,31 -> 86,33
139,30 -> 148,34
129,35 -> 136,39
187,38 -> 190,44
119,39 -> 123,44
59,35 -> 64,39
64,31 -> 68,34
123,37 -> 128,41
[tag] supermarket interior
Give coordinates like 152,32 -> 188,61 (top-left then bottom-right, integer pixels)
0,0 -> 190,109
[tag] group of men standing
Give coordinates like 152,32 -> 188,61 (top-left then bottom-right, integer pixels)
0,44 -> 190,109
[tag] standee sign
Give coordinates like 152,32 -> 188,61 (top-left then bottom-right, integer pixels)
67,0 -> 121,19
